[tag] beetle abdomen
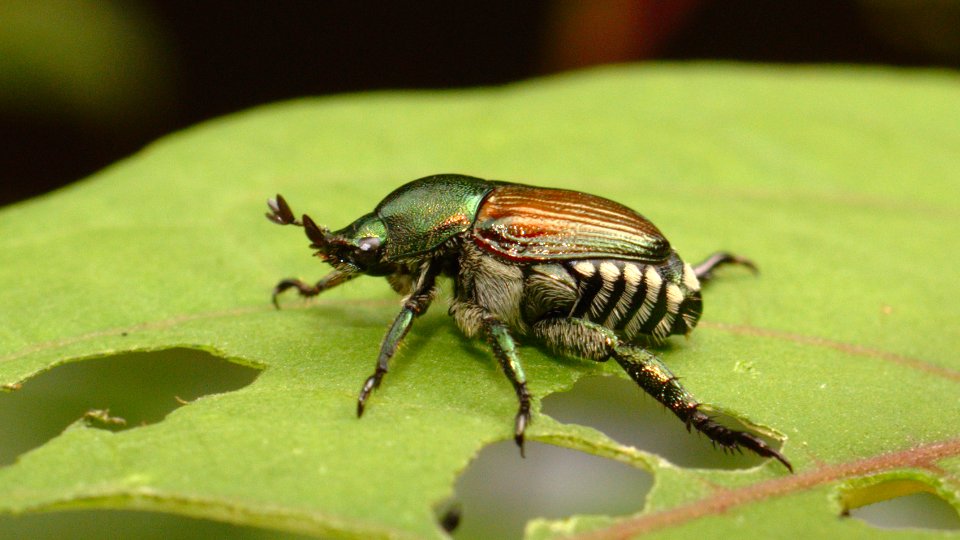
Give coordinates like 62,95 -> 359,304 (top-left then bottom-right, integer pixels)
565,255 -> 702,340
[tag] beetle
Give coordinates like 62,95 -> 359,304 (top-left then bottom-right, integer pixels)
267,173 -> 791,471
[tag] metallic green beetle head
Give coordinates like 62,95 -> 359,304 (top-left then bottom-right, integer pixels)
303,212 -> 392,276
267,175 -> 497,276
267,195 -> 391,275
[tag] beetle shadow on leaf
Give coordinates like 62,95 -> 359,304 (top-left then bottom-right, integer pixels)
454,333 -> 505,371
0,348 -> 260,467
387,313 -> 453,379
303,300 -> 398,330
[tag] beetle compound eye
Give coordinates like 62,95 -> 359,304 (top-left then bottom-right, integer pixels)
358,237 -> 381,252
340,236 -> 387,274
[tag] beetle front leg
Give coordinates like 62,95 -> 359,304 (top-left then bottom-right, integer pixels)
693,251 -> 758,283
533,317 -> 792,472
272,269 -> 359,309
357,261 -> 440,417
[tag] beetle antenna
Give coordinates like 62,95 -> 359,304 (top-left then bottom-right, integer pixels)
302,214 -> 330,249
266,194 -> 301,226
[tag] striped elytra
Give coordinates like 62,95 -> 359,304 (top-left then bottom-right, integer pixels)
473,184 -> 671,263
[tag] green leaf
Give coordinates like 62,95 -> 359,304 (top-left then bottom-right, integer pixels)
1,65 -> 958,538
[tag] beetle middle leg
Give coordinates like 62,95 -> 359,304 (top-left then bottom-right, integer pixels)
693,252 -> 758,283
356,261 -> 441,417
483,315 -> 532,456
450,301 -> 532,456
533,317 -> 792,471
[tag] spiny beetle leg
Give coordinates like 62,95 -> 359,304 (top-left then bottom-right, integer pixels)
687,407 -> 793,472
357,306 -> 415,417
513,384 -> 532,456
271,278 -> 320,309
613,345 -> 792,472
357,370 -> 385,417
271,270 -> 360,309
532,317 -> 791,471
693,251 -> 758,283
482,314 -> 531,457
356,261 -> 439,417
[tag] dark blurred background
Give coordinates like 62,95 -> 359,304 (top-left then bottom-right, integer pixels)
2,0 -> 959,206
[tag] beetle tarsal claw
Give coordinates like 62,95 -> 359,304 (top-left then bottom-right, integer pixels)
514,422 -> 527,458
513,402 -> 531,458
356,373 -> 382,417
688,409 -> 793,472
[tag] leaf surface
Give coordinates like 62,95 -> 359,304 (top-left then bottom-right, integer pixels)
1,65 -> 958,538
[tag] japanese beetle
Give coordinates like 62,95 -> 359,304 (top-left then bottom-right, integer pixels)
267,174 -> 791,471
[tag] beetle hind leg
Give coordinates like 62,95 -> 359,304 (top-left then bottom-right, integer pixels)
692,252 -> 758,283
614,346 -> 792,472
683,406 -> 791,470
532,317 -> 792,472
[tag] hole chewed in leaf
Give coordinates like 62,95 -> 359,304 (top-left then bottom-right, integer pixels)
451,440 -> 651,540
542,375 -> 786,471
0,348 -> 260,466
839,477 -> 960,531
